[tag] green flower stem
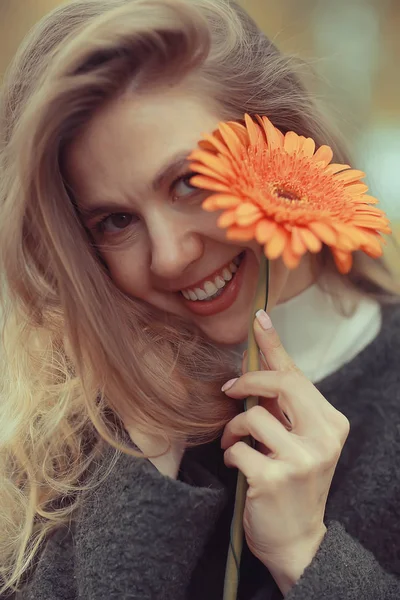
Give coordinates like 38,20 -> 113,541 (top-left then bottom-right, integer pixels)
223,253 -> 269,600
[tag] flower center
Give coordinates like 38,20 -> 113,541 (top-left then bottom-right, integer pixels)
275,186 -> 301,203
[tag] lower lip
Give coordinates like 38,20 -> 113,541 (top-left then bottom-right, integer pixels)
180,252 -> 247,317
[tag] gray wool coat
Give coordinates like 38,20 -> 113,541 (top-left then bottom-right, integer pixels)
12,305 -> 400,599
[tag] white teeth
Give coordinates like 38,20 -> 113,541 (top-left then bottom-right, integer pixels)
222,268 -> 232,281
181,253 -> 243,301
229,262 -> 238,273
204,281 -> 218,296
194,288 -> 207,300
215,276 -> 226,289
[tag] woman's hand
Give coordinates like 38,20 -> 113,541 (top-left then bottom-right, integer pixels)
221,310 -> 350,594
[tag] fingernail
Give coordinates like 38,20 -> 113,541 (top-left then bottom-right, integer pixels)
221,378 -> 238,392
255,310 -> 273,331
242,350 -> 247,359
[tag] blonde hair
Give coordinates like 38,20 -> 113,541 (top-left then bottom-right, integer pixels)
0,0 -> 398,594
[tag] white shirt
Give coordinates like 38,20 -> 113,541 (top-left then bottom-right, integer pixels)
230,278 -> 382,384
270,280 -> 382,383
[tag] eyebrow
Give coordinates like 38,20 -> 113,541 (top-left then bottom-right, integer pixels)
79,150 -> 193,221
153,150 -> 192,191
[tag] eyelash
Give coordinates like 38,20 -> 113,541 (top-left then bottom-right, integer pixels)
169,171 -> 197,195
92,171 -> 199,236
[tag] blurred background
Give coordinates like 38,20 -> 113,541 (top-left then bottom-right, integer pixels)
0,0 -> 399,254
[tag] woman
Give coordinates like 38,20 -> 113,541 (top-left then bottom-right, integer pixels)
1,0 -> 400,598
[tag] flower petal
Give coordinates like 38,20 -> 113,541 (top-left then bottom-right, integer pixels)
236,202 -> 261,217
255,219 -> 278,244
362,195 -> 379,205
200,133 -> 230,156
245,114 -> 263,147
198,139 -> 219,154
236,203 -> 262,226
217,210 -> 237,228
190,176 -> 230,193
346,183 -> 369,196
309,222 -> 337,245
189,150 -> 234,177
284,131 -> 300,155
350,194 -> 379,205
282,245 -> 302,269
335,169 -> 366,184
360,231 -> 384,258
291,227 -> 307,255
352,216 -> 391,231
226,121 -> 249,146
265,227 -> 289,259
190,162 -> 230,183
296,136 -> 306,151
202,194 -> 240,211
312,145 -> 334,166
298,228 -> 323,253
332,223 -> 364,251
219,123 -> 244,159
354,206 -> 387,217
301,137 -> 316,158
226,225 -> 257,241
324,163 -> 351,175
260,116 -> 284,150
332,249 -> 353,274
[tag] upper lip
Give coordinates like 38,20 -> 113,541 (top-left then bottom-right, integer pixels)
162,253 -> 242,294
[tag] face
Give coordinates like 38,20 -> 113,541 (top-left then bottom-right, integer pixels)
65,82 -> 310,345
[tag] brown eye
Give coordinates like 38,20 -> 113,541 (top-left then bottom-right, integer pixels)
101,213 -> 136,233
172,173 -> 198,200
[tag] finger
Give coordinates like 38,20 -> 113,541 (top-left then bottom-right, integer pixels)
259,396 -> 292,430
222,370 -> 332,434
254,310 -> 300,372
222,370 -> 305,400
224,440 -> 280,483
221,405 -> 297,457
241,352 -> 291,428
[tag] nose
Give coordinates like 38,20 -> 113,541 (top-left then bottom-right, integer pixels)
148,214 -> 204,282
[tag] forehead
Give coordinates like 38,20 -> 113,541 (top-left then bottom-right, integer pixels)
64,83 -> 222,202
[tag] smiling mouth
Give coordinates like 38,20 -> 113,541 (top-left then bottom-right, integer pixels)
179,252 -> 245,302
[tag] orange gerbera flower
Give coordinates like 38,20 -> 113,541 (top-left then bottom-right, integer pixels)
188,114 -> 391,273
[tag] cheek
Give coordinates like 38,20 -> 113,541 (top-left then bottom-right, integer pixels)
102,248 -> 150,300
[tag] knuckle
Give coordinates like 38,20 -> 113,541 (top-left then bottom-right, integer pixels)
315,435 -> 344,468
328,436 -> 344,461
269,335 -> 283,351
291,451 -> 318,478
225,440 -> 246,461
328,409 -> 350,442
253,468 -> 287,494
287,361 -> 303,375
278,369 -> 302,389
240,371 -> 259,386
338,413 -> 351,440
321,444 -> 341,469
246,405 -> 265,420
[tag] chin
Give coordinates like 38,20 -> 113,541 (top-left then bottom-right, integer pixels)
199,319 -> 249,346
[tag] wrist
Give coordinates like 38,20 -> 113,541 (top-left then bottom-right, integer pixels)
262,526 -> 327,595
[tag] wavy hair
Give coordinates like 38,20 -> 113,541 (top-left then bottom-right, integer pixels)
0,0 -> 398,594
